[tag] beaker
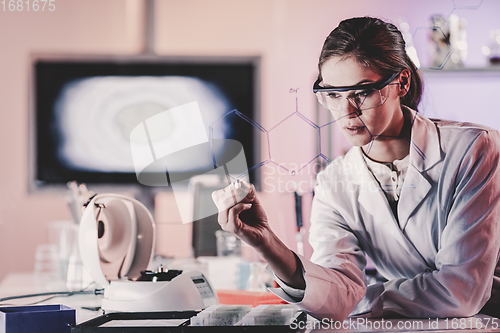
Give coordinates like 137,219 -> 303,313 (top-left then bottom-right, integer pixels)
215,230 -> 241,257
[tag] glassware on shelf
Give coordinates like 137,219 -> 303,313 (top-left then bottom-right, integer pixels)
483,30 -> 500,66
429,14 -> 468,70
216,230 -> 242,257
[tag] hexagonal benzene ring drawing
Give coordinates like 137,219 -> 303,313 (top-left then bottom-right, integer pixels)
268,111 -> 320,176
412,25 -> 455,70
452,0 -> 483,9
209,109 -> 270,182
319,120 -> 337,164
411,0 -> 484,71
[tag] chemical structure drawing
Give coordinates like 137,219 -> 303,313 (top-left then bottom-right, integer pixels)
209,89 -> 327,179
412,25 -> 454,70
208,88 -> 423,179
209,108 -> 270,183
452,0 -> 483,10
267,88 -> 321,176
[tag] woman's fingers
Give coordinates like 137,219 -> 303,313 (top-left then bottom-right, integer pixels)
212,181 -> 263,243
222,202 -> 252,233
211,181 -> 251,212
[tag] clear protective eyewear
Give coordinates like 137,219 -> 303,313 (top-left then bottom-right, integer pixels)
313,72 -> 400,114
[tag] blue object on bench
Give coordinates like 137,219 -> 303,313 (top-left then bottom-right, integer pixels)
0,304 -> 75,333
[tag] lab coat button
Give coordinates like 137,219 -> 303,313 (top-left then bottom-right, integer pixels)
425,268 -> 432,273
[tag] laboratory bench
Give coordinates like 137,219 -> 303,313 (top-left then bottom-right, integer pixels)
0,272 -> 102,324
0,272 -> 499,332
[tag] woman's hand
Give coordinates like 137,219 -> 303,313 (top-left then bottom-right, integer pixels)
212,181 -> 306,290
211,181 -> 271,250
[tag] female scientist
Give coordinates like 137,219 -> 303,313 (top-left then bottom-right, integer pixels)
212,17 -> 500,320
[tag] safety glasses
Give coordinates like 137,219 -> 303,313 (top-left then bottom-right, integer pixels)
313,72 -> 400,114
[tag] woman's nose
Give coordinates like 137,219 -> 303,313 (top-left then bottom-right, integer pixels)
340,98 -> 361,118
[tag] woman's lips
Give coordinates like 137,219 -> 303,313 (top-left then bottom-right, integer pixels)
344,125 -> 365,135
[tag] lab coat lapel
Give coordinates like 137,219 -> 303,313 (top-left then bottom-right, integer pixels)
398,110 -> 442,229
354,147 -> 392,221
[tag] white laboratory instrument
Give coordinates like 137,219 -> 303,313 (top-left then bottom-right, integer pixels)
79,193 -> 218,313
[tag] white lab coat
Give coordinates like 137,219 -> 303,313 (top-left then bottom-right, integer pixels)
270,108 -> 500,320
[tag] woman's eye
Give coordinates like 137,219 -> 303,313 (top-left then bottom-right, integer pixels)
355,91 -> 369,98
353,90 -> 371,99
327,92 -> 342,99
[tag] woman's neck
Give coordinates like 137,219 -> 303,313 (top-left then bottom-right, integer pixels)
362,107 -> 412,163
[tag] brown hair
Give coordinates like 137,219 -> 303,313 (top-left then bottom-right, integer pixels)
318,17 -> 423,110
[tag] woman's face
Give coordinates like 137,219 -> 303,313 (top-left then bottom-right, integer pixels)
319,56 -> 403,148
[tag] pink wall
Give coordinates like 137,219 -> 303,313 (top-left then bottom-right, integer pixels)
1,0 -> 499,281
0,0 -> 145,281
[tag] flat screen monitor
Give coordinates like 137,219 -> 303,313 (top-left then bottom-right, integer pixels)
30,55 -> 260,197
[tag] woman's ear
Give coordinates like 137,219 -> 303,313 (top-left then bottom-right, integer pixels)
398,69 -> 411,97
